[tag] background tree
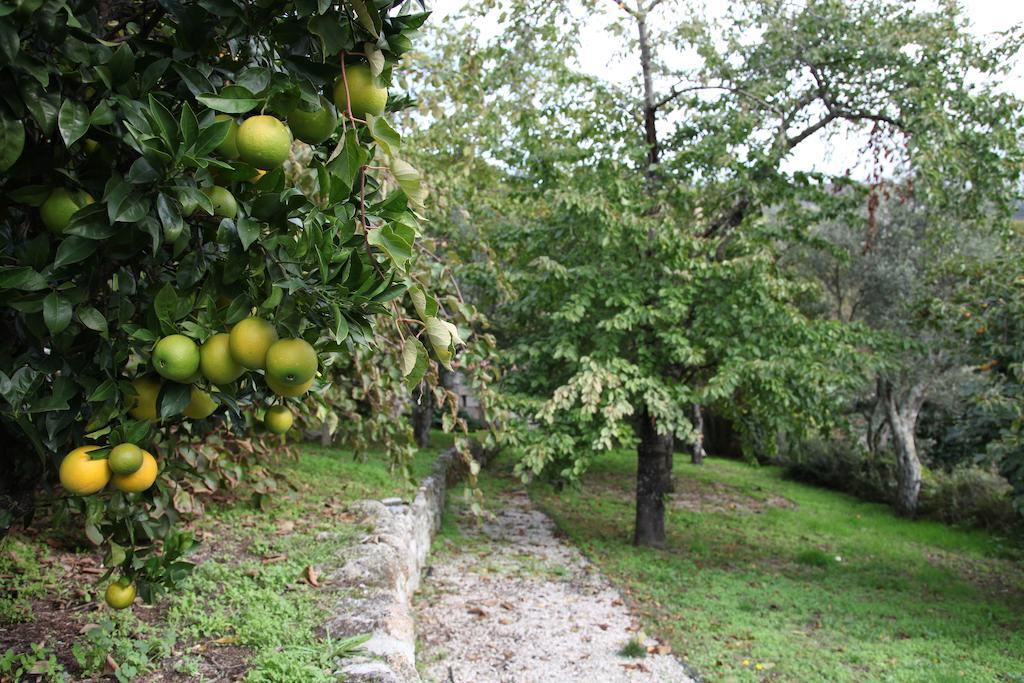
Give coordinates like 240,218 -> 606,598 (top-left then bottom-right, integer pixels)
411,0 -> 1023,546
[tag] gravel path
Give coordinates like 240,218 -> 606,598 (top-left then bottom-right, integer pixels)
414,489 -> 696,683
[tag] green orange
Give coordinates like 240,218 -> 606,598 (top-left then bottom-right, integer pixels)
183,386 -> 217,419
200,333 -> 245,384
202,186 -> 237,219
264,405 -> 293,434
108,443 -> 143,475
111,449 -> 158,493
236,115 -> 292,168
214,114 -> 240,159
228,317 -> 279,370
128,376 -> 162,421
152,335 -> 201,382
332,63 -> 387,119
105,578 -> 136,610
40,188 -> 94,233
287,96 -> 338,144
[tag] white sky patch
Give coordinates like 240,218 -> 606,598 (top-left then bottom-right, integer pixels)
426,0 -> 1024,179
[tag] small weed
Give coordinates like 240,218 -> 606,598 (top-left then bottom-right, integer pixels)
0,643 -> 69,682
618,637 -> 647,658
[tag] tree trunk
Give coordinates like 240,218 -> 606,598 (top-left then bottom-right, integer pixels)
319,421 -> 331,447
880,378 -> 927,516
411,382 -> 432,449
635,409 -> 673,548
691,403 -> 706,465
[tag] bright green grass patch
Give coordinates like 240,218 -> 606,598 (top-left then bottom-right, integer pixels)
523,451 -> 1024,683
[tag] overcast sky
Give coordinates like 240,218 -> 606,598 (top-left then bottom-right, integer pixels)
427,1 -> 1024,177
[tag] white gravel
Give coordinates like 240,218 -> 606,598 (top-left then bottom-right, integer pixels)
414,490 -> 697,683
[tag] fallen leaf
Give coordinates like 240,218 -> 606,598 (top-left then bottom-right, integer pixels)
611,598 -> 624,606
598,623 -> 610,631
304,565 -> 320,587
277,520 -> 295,534
103,654 -> 119,674
262,554 -> 288,564
211,636 -> 238,645
467,606 -> 488,618
500,601 -> 515,611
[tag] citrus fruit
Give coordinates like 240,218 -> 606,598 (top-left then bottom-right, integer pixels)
266,375 -> 314,398
40,188 -> 94,233
183,386 -> 217,419
287,96 -> 338,144
264,405 -> 294,434
108,443 -> 143,475
214,114 -> 240,159
58,445 -> 110,495
229,317 -> 279,370
265,338 -> 318,392
105,578 -> 136,610
236,115 -> 292,168
202,185 -> 237,219
200,333 -> 245,384
153,335 -> 201,382
332,63 -> 387,119
111,449 -> 158,493
128,376 -> 162,421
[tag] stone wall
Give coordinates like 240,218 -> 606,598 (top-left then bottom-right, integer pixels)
327,445 -> 490,682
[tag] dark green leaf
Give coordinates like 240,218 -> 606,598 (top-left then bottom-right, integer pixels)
179,101 -> 199,149
58,99 -> 90,147
0,112 -> 24,172
236,217 -> 261,251
43,292 -> 72,334
193,118 -> 231,157
196,93 -> 261,114
158,381 -> 191,419
0,18 -> 18,63
54,236 -> 98,268
78,306 -> 108,336
0,266 -> 49,291
346,0 -> 381,38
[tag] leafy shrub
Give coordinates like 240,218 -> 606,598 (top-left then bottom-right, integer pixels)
780,437 -> 895,504
918,466 -> 1018,533
781,437 -> 1020,534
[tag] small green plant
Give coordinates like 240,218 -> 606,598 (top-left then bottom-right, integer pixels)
618,637 -> 647,658
71,614 -> 175,682
0,643 -> 69,681
0,538 -> 50,623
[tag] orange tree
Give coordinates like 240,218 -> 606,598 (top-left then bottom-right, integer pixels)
0,0 -> 455,605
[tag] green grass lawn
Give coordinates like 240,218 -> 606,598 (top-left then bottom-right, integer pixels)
1,432 -> 452,682
523,451 -> 1024,683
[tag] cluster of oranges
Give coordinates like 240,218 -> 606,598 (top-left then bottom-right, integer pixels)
39,62 -> 388,232
52,61 -> 388,608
